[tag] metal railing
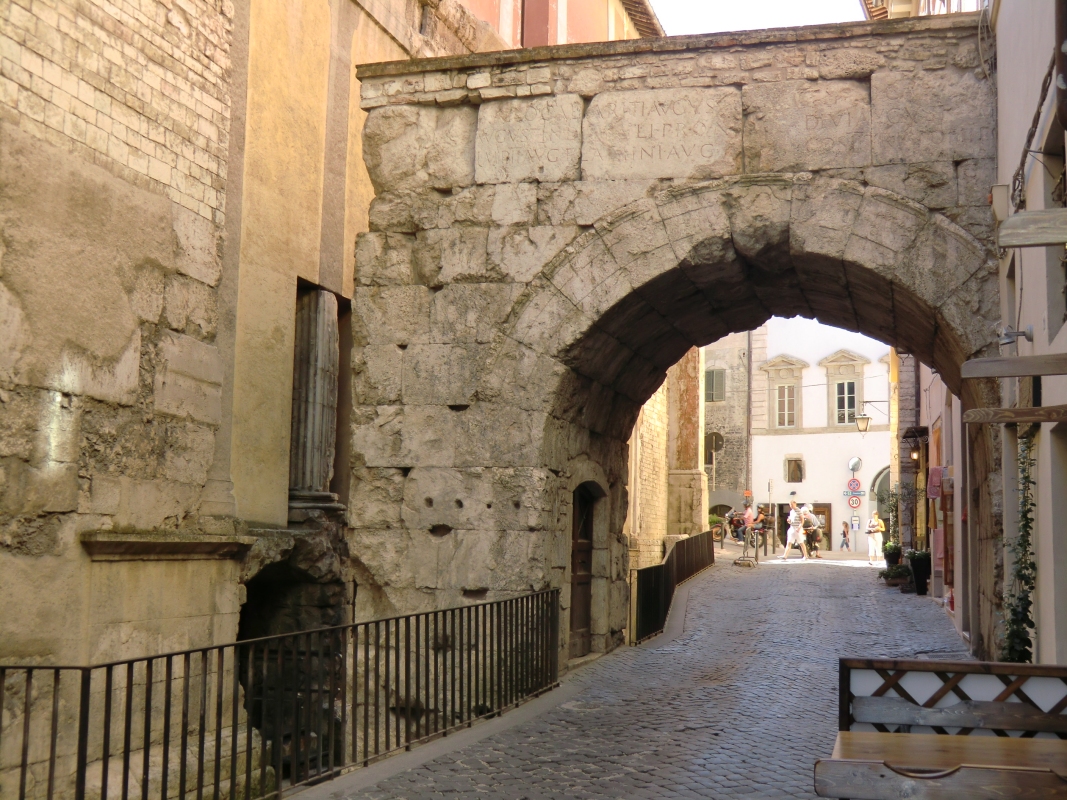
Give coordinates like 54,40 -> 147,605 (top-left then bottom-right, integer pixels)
629,530 -> 715,644
0,590 -> 559,800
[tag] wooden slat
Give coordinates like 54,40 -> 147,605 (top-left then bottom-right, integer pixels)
998,209 -> 1067,247
961,354 -> 1067,379
840,658 -> 1067,678
852,696 -> 1067,733
815,759 -> 1067,799
963,405 -> 1067,425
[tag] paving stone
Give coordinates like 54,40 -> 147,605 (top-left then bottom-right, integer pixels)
338,561 -> 964,799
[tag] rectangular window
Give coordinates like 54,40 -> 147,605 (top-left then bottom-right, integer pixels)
836,381 -> 856,424
776,384 -> 795,428
786,458 -> 804,483
705,369 -> 725,402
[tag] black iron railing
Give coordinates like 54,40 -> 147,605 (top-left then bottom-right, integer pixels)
630,530 -> 715,643
0,590 -> 559,800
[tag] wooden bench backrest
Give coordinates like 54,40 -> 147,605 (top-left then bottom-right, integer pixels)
840,658 -> 1067,738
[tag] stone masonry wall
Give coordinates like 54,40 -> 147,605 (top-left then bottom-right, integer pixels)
630,381 -> 668,568
351,15 -> 1000,663
703,331 -> 751,503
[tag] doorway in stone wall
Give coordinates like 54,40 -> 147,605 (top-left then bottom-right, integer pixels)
570,483 -> 596,659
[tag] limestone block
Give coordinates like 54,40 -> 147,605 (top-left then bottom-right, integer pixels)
725,179 -> 793,271
430,283 -> 523,344
487,225 -> 579,283
937,263 -> 1000,362
0,460 -> 79,514
537,180 -> 655,227
353,286 -> 431,346
401,343 -> 482,405
400,467 -> 548,532
352,345 -> 403,405
0,389 -> 37,460
956,158 -> 997,207
85,475 -> 121,515
582,88 -> 742,181
163,274 -> 217,338
789,176 -> 865,263
871,69 -> 995,164
591,576 -> 608,636
153,331 -> 223,425
943,205 -> 994,242
510,282 -> 594,357
816,49 -> 885,80
0,282 -> 27,383
491,183 -> 537,225
411,186 -> 497,230
475,94 -> 584,184
477,337 -> 567,410
55,330 -> 141,406
113,477 -> 199,530
656,186 -> 734,266
897,214 -> 990,309
595,199 -> 671,275
162,421 -> 215,485
355,232 -> 414,286
349,468 -> 405,528
413,227 -> 489,284
368,191 -> 417,233
173,206 -> 222,287
549,233 -> 626,310
129,266 -> 164,323
865,162 -> 957,211
363,105 -> 477,192
743,80 -> 870,172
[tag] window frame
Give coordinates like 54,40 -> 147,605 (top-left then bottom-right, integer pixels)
786,457 -> 804,483
835,380 -> 857,425
776,383 -> 796,428
705,369 -> 726,403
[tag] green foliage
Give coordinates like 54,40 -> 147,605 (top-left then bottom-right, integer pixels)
1001,435 -> 1037,663
708,514 -> 724,526
875,484 -> 916,545
883,540 -> 902,555
878,565 -> 911,580
905,549 -> 931,563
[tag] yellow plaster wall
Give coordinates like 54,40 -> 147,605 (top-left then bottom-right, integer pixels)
231,0 -> 333,524
344,10 -> 409,298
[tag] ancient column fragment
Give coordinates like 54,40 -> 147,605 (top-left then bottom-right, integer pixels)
289,288 -> 343,517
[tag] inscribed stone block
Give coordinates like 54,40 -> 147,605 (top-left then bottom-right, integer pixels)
581,88 -> 742,180
743,80 -> 871,172
475,94 -> 584,184
871,69 -> 995,164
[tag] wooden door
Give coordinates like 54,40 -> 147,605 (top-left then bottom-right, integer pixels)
570,485 -> 595,659
812,503 -> 832,551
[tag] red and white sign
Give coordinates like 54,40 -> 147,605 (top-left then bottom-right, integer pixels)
848,496 -> 862,509
848,478 -> 861,492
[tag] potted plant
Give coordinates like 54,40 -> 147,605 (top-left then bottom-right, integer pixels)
879,564 -> 911,587
907,549 -> 932,596
883,540 -> 902,566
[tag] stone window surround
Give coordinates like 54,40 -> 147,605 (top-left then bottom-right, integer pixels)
819,350 -> 871,428
760,355 -> 809,431
785,455 -> 805,483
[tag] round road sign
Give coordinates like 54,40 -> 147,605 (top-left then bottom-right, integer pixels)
848,478 -> 861,492
848,496 -> 862,509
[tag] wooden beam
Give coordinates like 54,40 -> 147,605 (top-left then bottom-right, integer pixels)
961,353 -> 1067,379
963,405 -> 1067,425
998,209 -> 1067,247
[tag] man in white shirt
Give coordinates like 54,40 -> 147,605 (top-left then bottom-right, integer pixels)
778,499 -> 809,561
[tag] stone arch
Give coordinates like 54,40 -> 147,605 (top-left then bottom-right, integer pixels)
472,175 -> 1000,658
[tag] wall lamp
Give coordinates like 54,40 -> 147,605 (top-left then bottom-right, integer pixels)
854,400 -> 888,435
999,325 -> 1033,346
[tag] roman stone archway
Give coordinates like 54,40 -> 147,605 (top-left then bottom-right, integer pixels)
349,15 -> 1002,661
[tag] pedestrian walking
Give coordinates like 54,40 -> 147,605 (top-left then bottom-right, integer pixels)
803,504 -> 823,558
840,521 -> 851,551
777,499 -> 809,561
866,511 -> 885,565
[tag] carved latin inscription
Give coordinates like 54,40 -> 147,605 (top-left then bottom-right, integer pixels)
475,94 -> 584,184
743,80 -> 871,172
581,88 -> 742,180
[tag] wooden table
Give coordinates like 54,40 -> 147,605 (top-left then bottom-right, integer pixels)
815,731 -> 1067,799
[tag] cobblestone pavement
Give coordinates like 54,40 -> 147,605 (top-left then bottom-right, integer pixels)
332,561 -> 966,799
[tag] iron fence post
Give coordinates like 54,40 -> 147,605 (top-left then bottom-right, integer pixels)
74,669 -> 91,800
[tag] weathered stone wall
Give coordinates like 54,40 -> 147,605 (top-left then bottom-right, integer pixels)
630,381 -> 668,567
353,14 -> 1000,663
703,330 -> 752,506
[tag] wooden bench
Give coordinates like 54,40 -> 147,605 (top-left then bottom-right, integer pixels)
814,658 -> 1067,799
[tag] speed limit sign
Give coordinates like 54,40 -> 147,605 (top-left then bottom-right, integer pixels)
848,496 -> 862,509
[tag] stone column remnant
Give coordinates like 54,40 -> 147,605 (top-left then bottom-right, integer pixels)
288,288 -> 344,519
667,347 -> 710,541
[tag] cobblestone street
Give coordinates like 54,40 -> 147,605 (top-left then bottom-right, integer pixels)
306,558 -> 967,800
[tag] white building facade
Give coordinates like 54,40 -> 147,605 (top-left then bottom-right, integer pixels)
750,318 -> 892,554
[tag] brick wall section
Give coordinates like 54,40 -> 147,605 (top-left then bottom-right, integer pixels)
0,0 -> 232,224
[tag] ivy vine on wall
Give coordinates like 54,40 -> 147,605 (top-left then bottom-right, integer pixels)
1001,433 -> 1037,663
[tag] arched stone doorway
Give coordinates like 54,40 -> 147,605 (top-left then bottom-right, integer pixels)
349,17 -> 1003,662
